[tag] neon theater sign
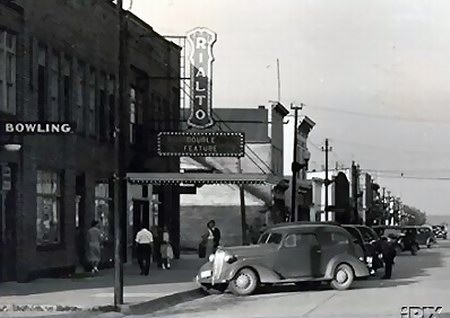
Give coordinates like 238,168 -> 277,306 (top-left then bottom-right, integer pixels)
186,27 -> 217,129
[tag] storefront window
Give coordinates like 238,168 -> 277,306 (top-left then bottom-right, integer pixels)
36,171 -> 61,245
95,182 -> 112,241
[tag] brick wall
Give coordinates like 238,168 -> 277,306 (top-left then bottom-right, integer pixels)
0,0 -> 181,280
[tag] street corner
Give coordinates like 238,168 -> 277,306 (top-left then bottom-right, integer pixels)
122,288 -> 208,316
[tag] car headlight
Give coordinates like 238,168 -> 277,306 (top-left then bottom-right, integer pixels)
224,254 -> 237,264
208,254 -> 215,263
359,257 -> 365,262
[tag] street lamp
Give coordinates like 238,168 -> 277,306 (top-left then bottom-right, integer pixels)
2,143 -> 22,152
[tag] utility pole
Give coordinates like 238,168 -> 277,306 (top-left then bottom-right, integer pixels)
381,187 -> 386,225
237,158 -> 247,245
290,103 -> 303,222
114,0 -> 125,307
386,191 -> 392,226
276,59 -> 281,102
321,139 -> 332,221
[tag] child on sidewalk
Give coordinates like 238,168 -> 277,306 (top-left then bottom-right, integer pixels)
160,226 -> 173,269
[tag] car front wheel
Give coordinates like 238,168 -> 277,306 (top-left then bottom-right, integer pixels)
228,268 -> 259,296
330,264 -> 354,291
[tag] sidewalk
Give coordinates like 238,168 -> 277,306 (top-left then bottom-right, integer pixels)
0,254 -> 206,313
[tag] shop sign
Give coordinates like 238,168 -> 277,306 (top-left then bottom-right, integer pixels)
157,132 -> 245,157
186,27 -> 217,129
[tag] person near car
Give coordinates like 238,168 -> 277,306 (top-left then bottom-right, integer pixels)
86,220 -> 102,274
403,228 -> 416,251
135,225 -> 154,276
202,220 -> 221,257
376,236 -> 397,279
160,226 -> 173,269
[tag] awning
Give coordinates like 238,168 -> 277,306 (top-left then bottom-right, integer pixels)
127,172 -> 283,185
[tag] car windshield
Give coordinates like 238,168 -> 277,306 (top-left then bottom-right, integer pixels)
258,232 -> 282,245
383,229 -> 402,237
357,227 -> 376,242
343,227 -> 362,243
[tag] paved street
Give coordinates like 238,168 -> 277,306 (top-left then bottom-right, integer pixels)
138,240 -> 450,318
1,241 -> 450,318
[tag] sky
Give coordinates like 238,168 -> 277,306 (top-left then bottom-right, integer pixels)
128,0 -> 450,216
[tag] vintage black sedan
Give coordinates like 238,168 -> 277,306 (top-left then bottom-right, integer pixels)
196,223 -> 370,296
353,224 -> 384,272
432,225 -> 448,240
372,225 -> 420,255
406,226 -> 436,248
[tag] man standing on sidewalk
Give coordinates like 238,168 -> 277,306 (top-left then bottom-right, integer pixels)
135,226 -> 154,276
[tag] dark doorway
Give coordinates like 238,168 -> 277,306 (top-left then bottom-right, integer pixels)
0,163 -> 17,282
75,174 -> 86,269
132,200 -> 150,259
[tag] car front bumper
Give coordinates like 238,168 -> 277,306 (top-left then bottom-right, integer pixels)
196,264 -> 229,286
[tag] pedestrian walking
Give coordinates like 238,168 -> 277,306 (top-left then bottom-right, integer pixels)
160,226 -> 174,269
86,220 -> 102,274
135,225 -> 154,276
152,225 -> 163,268
376,236 -> 397,279
202,220 -> 221,258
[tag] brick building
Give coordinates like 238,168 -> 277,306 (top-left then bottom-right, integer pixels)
0,0 -> 180,282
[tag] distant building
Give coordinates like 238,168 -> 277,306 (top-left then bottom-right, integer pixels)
307,165 -> 375,224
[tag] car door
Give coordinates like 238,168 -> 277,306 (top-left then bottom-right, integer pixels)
316,228 -> 352,276
274,231 -> 320,279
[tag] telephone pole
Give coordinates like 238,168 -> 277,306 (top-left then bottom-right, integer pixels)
237,158 -> 247,245
321,139 -> 332,221
114,0 -> 125,307
290,103 -> 303,222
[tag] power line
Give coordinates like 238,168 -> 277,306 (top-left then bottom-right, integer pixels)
286,104 -> 450,125
376,174 -> 450,181
179,82 -> 274,175
310,137 -> 450,156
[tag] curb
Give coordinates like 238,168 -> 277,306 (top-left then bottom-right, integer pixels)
0,288 -> 206,315
0,304 -> 84,313
119,288 -> 208,316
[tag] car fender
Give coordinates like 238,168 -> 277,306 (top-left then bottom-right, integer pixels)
225,259 -> 281,283
323,254 -> 370,279
199,261 -> 213,273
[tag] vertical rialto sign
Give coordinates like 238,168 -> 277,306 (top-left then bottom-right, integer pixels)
187,27 -> 217,129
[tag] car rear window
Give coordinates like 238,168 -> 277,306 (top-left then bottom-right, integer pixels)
320,231 -> 350,246
284,233 -> 319,248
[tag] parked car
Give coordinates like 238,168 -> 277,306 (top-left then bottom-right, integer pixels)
196,222 -> 370,296
413,226 -> 436,248
353,225 -> 384,272
432,225 -> 448,240
341,225 -> 381,275
372,226 -> 420,255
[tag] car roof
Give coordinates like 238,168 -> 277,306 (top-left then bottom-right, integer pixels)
267,222 -> 344,232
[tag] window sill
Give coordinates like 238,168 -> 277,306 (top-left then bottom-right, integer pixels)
36,242 -> 66,251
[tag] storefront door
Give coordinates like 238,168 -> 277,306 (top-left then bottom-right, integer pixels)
132,200 -> 150,259
75,174 -> 86,268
